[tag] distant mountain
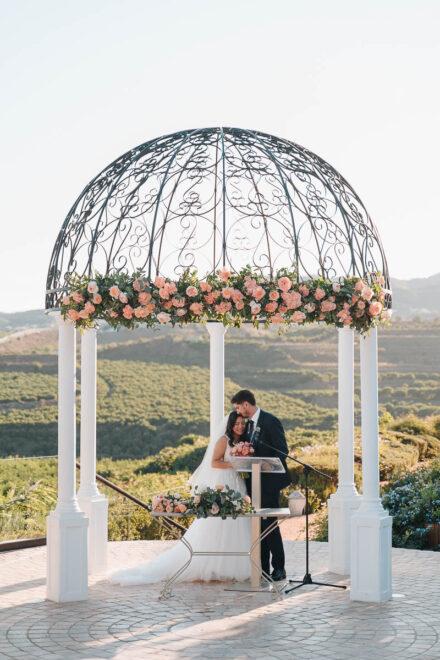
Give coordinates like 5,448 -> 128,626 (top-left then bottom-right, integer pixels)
391,273 -> 440,319
0,274 -> 438,331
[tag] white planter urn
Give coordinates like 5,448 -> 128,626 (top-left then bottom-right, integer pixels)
288,490 -> 306,516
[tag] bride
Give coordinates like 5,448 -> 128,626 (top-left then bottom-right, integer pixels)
108,411 -> 252,585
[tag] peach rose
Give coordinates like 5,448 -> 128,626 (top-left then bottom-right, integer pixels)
93,294 -> 102,304
221,287 -> 234,299
109,310 -> 118,318
382,309 -> 392,321
249,301 -> 261,315
200,281 -> 212,292
216,485 -> 224,491
119,292 -> 128,304
215,301 -> 232,314
292,311 -> 306,323
269,290 -> 279,301
253,286 -> 265,301
321,300 -> 336,312
351,295 -> 360,305
244,495 -> 251,504
87,281 -> 99,295
377,275 -> 385,286
163,300 -> 173,309
155,504 -> 164,512
361,286 -> 373,301
166,504 -> 173,513
265,302 -> 278,313
304,303 -> 315,313
154,276 -> 165,288
68,309 -> 80,321
193,495 -> 201,505
79,309 -> 89,319
368,301 -> 383,317
134,306 -> 147,318
357,300 -> 365,310
122,305 -> 134,319
62,295 -> 70,305
177,308 -> 186,316
235,301 -> 245,310
109,285 -> 120,299
343,316 -> 352,326
270,313 -> 283,324
219,267 -> 231,282
84,301 -> 95,314
186,286 -> 198,297
165,281 -> 177,295
354,280 -> 365,292
332,283 -> 341,293
329,296 -> 335,302
178,504 -> 187,513
278,276 -> 291,292
157,312 -> 171,323
298,284 -> 309,296
314,288 -> 326,301
159,287 -> 169,300
244,276 -> 257,295
211,504 -> 220,515
190,302 -> 203,315
138,291 -> 152,305
133,278 -> 145,292
231,289 -> 243,304
282,291 -> 302,309
278,305 -> 288,313
72,291 -> 84,304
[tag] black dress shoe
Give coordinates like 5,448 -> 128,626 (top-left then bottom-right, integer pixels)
271,569 -> 286,581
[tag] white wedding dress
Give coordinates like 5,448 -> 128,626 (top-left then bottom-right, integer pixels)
108,424 -> 252,585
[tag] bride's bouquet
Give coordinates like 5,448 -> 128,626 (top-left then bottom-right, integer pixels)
190,485 -> 253,520
230,441 -> 255,457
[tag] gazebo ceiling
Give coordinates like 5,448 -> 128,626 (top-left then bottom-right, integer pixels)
46,127 -> 390,309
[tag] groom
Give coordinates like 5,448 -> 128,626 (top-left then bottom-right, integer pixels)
231,389 -> 292,581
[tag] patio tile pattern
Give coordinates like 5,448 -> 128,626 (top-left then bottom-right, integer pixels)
0,541 -> 439,659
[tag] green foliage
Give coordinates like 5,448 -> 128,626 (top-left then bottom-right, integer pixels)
382,460 -> 440,549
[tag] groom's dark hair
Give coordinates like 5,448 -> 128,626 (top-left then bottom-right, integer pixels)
231,389 -> 256,406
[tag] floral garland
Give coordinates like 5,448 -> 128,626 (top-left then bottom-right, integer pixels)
150,486 -> 254,520
61,266 -> 390,334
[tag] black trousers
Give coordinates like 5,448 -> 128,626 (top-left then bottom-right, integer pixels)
260,488 -> 285,574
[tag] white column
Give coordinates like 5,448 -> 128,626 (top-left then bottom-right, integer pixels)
328,327 -> 360,574
77,328 -> 108,574
206,322 -> 227,438
350,327 -> 392,601
47,316 -> 88,602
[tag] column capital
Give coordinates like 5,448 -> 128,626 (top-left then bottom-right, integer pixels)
206,321 -> 227,336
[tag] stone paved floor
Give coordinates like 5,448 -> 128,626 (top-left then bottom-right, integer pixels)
1,541 -> 439,659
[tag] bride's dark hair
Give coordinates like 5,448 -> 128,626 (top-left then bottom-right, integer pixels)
225,411 -> 245,446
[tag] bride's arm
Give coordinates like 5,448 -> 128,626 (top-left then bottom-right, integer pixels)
211,436 -> 232,469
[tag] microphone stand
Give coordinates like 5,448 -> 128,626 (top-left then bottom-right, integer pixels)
255,438 -> 346,594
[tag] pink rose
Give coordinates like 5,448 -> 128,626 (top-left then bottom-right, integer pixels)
298,284 -> 309,296
269,290 -> 279,301
244,276 -> 257,295
68,309 -> 80,321
133,278 -> 145,292
215,301 -> 232,314
270,312 -> 283,324
157,312 -> 171,323
292,311 -> 306,323
368,301 -> 383,317
190,302 -> 203,315
163,300 -> 173,309
62,295 -> 70,305
154,276 -> 165,288
253,286 -> 265,301
134,306 -> 148,318
343,316 -> 352,326
211,504 -> 220,515
79,309 -> 89,319
221,287 -> 234,299
216,485 -> 224,491
361,286 -> 373,301
377,275 -> 385,286
278,305 -> 288,313
249,301 -> 261,315
109,285 -> 120,299
235,301 -> 245,310
72,291 -> 84,304
138,291 -> 152,305
231,289 -> 243,304
165,281 -> 177,295
329,296 -> 335,302
84,302 -> 95,314
277,276 -> 291,292
244,495 -> 251,504
177,308 -> 186,316
304,303 -> 315,313
159,287 -> 169,300
87,281 -> 99,295
351,295 -> 360,304
354,280 -> 365,292
332,283 -> 341,293
155,504 -> 164,512
382,309 -> 392,321
314,288 -> 326,301
193,495 -> 201,505
219,267 -> 231,282
110,310 -> 118,318
321,300 -> 336,313
178,504 -> 187,513
93,294 -> 102,304
265,302 -> 278,313
281,291 -> 302,309
119,293 -> 128,304
171,296 -> 186,307
242,447 -> 249,456
186,286 -> 198,297
166,504 -> 173,513
200,281 -> 212,292
357,300 -> 365,310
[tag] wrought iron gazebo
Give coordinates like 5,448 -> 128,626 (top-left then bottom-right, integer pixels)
45,128 -> 392,606
46,127 -> 391,310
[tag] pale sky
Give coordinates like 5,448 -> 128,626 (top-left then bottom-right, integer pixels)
1,0 -> 439,312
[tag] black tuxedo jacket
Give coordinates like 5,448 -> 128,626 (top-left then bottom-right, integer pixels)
247,409 -> 292,494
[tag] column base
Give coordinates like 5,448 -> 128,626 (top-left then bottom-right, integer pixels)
350,503 -> 392,602
46,509 -> 89,602
328,488 -> 361,575
77,495 -> 109,574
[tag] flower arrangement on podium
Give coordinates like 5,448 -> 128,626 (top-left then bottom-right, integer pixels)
60,265 -> 391,334
150,486 -> 254,520
230,441 -> 255,457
